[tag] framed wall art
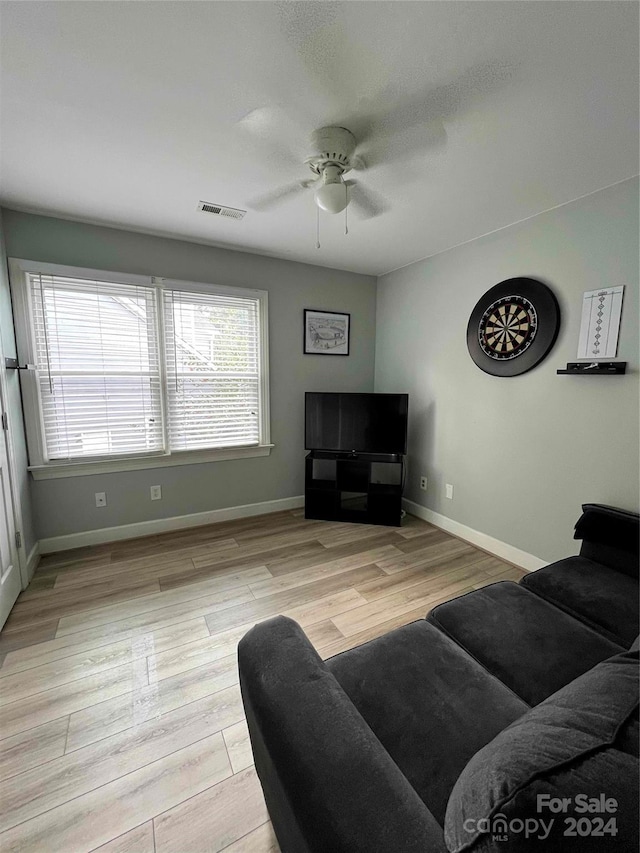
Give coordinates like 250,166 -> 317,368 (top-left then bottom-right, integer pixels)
304,309 -> 350,356
576,286 -> 624,360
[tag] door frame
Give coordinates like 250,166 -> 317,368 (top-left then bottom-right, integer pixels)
0,308 -> 30,590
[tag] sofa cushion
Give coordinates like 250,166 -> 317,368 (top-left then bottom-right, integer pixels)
428,581 -> 623,705
444,650 -> 639,852
521,556 -> 639,646
326,619 -> 529,826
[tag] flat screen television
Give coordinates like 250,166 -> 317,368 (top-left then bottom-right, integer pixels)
305,392 -> 408,455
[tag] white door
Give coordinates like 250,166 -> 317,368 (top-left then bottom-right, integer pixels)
0,388 -> 21,629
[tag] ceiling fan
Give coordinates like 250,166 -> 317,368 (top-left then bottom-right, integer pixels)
238,53 -> 517,225
246,123 -> 390,220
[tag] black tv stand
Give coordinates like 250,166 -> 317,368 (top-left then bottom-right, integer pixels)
305,450 -> 404,527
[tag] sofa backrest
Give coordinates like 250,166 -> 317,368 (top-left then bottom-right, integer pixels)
575,503 -> 639,578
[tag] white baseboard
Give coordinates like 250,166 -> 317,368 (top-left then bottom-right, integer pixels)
403,499 -> 547,573
38,495 -> 305,554
38,495 -> 548,568
24,542 -> 40,584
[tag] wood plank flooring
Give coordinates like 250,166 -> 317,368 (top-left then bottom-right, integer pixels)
0,510 -> 524,852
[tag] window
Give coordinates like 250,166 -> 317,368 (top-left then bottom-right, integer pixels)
30,275 -> 163,460
164,288 -> 261,451
10,261 -> 271,479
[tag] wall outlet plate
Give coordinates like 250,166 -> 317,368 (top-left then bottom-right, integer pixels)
445,484 -> 454,500
420,476 -> 428,490
95,492 -> 107,507
150,485 -> 162,501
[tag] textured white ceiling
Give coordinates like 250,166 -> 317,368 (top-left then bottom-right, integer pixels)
1,1 -> 638,276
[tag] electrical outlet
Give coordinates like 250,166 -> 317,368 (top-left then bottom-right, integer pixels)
95,492 -> 107,507
445,483 -> 454,500
420,476 -> 428,491
150,485 -> 162,501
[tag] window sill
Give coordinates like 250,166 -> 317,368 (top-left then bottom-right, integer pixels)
28,445 -> 275,480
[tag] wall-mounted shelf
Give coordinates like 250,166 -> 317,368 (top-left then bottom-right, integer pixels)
557,362 -> 627,375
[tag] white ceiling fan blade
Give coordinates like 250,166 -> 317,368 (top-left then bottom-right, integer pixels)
337,57 -> 517,173
367,58 -> 517,139
248,181 -> 308,212
363,120 -> 448,170
235,106 -> 308,169
274,3 -> 351,117
346,181 -> 389,220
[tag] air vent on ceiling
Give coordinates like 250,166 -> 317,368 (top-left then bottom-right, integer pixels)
197,201 -> 246,220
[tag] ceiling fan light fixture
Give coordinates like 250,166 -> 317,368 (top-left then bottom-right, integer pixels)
314,164 -> 348,214
314,180 -> 348,214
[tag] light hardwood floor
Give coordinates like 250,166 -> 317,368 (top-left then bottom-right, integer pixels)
0,510 -> 524,852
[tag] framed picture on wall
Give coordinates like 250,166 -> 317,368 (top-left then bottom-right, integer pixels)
304,309 -> 350,356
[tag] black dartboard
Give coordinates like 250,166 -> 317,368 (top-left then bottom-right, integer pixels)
467,278 -> 560,377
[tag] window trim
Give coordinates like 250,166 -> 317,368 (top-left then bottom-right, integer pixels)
9,259 -> 272,480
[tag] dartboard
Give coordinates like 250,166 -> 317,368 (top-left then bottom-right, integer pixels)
467,278 -> 560,377
479,296 -> 537,360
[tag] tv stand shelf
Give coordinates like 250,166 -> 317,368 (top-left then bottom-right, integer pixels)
305,450 -> 404,527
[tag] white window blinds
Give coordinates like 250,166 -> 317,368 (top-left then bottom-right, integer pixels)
29,274 -> 163,461
163,289 -> 261,450
17,265 -> 269,470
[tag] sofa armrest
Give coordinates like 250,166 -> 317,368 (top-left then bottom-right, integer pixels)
575,503 -> 639,578
238,616 -> 446,853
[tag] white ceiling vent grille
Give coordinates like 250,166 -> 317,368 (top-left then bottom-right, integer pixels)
197,201 -> 246,220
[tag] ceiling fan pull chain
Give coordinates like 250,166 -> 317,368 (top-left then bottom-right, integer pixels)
344,182 -> 349,236
316,204 -> 321,249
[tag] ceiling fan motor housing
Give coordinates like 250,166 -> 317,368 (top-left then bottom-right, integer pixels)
306,126 -> 357,175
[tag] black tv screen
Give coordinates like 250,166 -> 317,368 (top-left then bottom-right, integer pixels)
305,392 -> 408,454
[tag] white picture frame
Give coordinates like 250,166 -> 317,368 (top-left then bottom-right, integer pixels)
577,286 -> 624,359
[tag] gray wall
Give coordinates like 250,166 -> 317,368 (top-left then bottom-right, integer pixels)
0,211 -> 37,559
4,179 -> 638,556
375,178 -> 639,562
2,209 -> 376,540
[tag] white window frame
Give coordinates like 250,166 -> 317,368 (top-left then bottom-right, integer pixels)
9,259 -> 272,480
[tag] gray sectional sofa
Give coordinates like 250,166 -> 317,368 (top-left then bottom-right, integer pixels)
238,503 -> 639,852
